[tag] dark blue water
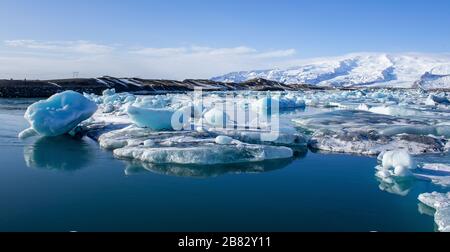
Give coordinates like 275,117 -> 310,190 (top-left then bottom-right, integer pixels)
0,99 -> 443,231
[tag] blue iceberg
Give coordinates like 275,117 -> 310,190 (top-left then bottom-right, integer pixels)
23,91 -> 98,137
127,105 -> 176,130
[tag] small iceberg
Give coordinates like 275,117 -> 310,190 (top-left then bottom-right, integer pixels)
127,105 -> 176,131
20,91 -> 97,137
375,150 -> 415,178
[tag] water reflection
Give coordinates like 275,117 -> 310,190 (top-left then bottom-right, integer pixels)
376,176 -> 416,196
23,136 -> 94,171
123,158 -> 297,178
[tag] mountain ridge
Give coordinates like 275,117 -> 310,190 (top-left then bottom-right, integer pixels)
211,52 -> 450,89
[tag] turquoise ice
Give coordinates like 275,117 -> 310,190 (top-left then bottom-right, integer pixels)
23,91 -> 97,137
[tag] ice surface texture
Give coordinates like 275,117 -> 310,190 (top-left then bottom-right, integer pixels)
23,91 -> 97,137
418,192 -> 450,232
98,125 -> 293,165
293,110 -> 447,155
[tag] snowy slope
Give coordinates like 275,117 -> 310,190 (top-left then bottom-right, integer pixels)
211,53 -> 450,89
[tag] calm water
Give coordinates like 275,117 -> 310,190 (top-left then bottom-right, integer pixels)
0,98 -> 444,231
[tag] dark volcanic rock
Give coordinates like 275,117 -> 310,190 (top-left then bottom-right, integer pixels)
0,76 -> 325,98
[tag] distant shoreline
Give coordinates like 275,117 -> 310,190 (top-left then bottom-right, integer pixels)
0,76 -> 438,98
0,76 -> 330,98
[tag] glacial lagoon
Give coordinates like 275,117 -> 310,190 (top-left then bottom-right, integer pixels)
1,89 -> 449,231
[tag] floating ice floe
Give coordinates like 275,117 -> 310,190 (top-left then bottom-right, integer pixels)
418,192 -> 450,232
20,91 -> 97,137
293,110 -> 447,155
364,105 -> 421,117
97,125 -> 293,165
375,150 -> 450,186
209,128 -> 307,147
414,163 -> 450,187
126,105 -> 177,130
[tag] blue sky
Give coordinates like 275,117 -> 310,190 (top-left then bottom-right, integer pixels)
1,0 -> 449,79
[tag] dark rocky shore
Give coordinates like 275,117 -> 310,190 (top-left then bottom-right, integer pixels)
0,76 -> 329,98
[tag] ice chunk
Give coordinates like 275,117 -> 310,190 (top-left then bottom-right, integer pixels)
381,150 -> 414,171
113,142 -> 293,165
251,96 -> 305,114
18,127 -> 38,139
421,163 -> 450,173
357,103 -> 370,111
102,88 -> 116,96
368,106 -> 420,117
143,139 -> 155,147
375,150 -> 415,178
102,104 -> 115,113
133,95 -> 170,109
215,135 -> 234,145
279,96 -> 306,109
418,192 -> 450,232
209,128 -> 307,147
23,91 -> 97,137
126,105 -> 176,130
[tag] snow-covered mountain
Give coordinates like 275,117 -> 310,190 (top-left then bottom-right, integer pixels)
211,53 -> 450,89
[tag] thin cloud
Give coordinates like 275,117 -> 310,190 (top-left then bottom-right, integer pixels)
253,49 -> 297,59
4,40 -> 115,54
1,40 -> 298,79
131,46 -> 294,58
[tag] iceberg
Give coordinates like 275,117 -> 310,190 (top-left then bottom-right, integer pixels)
22,91 -> 97,137
418,192 -> 450,232
381,150 -> 414,171
251,95 -> 305,115
127,105 -> 176,131
376,150 -> 415,177
215,135 -> 234,145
